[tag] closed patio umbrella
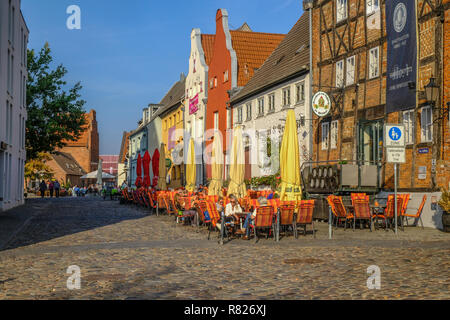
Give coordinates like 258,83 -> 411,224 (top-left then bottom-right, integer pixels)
227,126 -> 246,199
152,148 -> 160,187
279,109 -> 302,201
186,138 -> 196,192
157,143 -> 167,190
143,151 -> 151,188
135,153 -> 143,187
97,159 -> 103,186
208,131 -> 223,196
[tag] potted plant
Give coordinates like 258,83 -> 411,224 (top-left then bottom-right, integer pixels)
438,189 -> 450,232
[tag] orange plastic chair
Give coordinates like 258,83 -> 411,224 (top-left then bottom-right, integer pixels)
373,195 -> 403,230
351,193 -> 373,231
327,195 -> 354,229
278,204 -> 296,238
401,195 -> 426,229
250,206 -> 275,242
295,200 -> 315,238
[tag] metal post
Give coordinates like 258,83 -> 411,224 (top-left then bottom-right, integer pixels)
276,209 -> 280,242
328,207 -> 332,239
394,163 -> 398,235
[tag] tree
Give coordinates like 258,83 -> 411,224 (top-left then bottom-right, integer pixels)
24,152 -> 54,182
26,43 -> 87,160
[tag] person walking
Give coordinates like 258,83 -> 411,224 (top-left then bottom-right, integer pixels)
39,180 -> 47,198
48,181 -> 54,198
54,180 -> 61,198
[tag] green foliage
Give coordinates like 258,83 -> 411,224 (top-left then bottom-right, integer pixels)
26,43 -> 87,160
439,189 -> 450,212
245,173 -> 281,190
24,152 -> 54,181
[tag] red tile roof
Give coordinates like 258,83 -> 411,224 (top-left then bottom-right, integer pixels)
230,31 -> 286,87
201,34 -> 215,66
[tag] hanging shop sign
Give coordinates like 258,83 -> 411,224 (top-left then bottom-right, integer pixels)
312,92 -> 331,117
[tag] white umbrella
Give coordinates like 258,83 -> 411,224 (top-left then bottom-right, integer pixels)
81,170 -> 115,179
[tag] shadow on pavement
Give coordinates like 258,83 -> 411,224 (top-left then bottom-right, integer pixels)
1,197 -> 150,252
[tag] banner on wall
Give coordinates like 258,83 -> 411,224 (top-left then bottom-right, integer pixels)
189,94 -> 199,115
386,0 -> 417,114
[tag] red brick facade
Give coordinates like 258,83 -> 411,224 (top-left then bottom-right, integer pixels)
59,109 -> 99,173
311,0 -> 449,191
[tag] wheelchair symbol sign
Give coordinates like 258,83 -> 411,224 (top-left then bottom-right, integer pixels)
389,127 -> 402,141
385,124 -> 405,147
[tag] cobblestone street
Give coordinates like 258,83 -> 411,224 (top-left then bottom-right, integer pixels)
0,197 -> 449,300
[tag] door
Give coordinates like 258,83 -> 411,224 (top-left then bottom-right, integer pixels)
358,120 -> 383,165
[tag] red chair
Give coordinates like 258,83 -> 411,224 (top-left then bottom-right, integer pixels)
295,200 -> 315,238
249,206 -> 275,243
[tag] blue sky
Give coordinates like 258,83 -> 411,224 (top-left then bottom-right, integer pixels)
22,0 -> 304,155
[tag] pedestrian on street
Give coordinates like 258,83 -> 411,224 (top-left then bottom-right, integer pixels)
49,181 -> 54,198
54,181 -> 60,198
39,180 -> 47,198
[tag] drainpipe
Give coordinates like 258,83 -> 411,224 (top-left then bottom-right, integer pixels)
303,0 -> 314,164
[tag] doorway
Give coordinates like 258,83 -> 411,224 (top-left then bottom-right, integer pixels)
358,120 -> 384,165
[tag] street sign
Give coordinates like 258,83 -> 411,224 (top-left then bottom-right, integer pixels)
387,147 -> 406,163
385,124 -> 405,147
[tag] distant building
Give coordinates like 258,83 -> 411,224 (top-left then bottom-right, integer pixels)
117,131 -> 131,186
0,0 -> 29,212
100,155 -> 119,176
45,152 -> 86,187
59,109 -> 99,173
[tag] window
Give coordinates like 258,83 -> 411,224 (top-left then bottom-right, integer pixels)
214,77 -> 217,87
369,47 -> 379,79
367,0 -> 380,16
210,78 -> 214,89
227,109 -> 232,129
321,122 -> 330,150
223,70 -> 229,83
421,106 -> 433,143
282,87 -> 291,107
296,82 -> 305,104
346,56 -> 355,86
214,112 -> 219,130
336,60 -> 344,88
337,0 -> 347,23
403,110 -> 415,145
258,98 -> 264,116
268,93 -> 275,112
246,103 -> 252,121
330,120 -> 338,149
237,106 -> 243,123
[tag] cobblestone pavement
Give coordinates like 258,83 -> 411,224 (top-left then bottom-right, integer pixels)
0,198 -> 449,300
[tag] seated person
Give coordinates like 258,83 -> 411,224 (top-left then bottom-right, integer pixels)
241,197 -> 268,239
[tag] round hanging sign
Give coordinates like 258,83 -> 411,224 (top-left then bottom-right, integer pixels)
312,91 -> 331,117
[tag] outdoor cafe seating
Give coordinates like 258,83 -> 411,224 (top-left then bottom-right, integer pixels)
119,184 -> 425,244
